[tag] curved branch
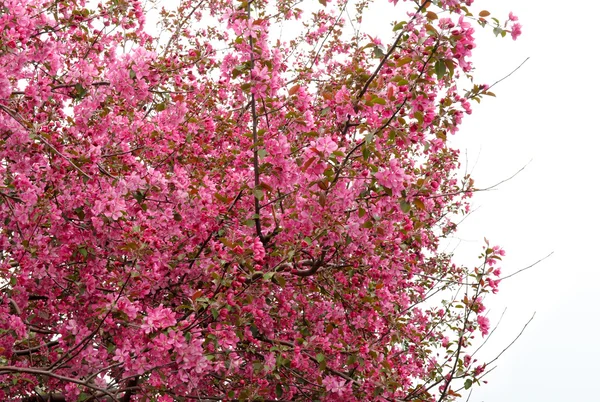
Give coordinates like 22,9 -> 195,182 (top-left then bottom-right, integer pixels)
0,366 -> 117,401
13,341 -> 59,357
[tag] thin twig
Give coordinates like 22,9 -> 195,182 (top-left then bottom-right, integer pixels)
475,160 -> 532,192
485,57 -> 530,94
500,252 -> 553,281
486,312 -> 536,367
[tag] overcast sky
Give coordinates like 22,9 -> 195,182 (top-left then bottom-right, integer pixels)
403,1 -> 600,401
362,0 -> 598,400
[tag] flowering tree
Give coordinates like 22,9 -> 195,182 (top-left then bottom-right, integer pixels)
0,0 -> 522,400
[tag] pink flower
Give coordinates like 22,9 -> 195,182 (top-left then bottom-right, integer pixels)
511,23 -> 522,40
313,136 -> 338,155
477,315 -> 490,336
113,348 -> 129,363
322,375 -> 348,396
8,316 -> 27,338
116,298 -> 138,320
141,305 -> 177,333
509,12 -> 519,22
438,18 -> 455,29
464,354 -> 472,367
252,236 -> 266,262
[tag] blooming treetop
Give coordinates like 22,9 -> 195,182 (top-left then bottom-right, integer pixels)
0,0 -> 519,400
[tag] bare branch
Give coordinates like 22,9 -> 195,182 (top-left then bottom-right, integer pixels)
500,252 -> 553,281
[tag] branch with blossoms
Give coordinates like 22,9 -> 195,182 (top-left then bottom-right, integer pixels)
0,0 -> 528,401
0,366 -> 118,401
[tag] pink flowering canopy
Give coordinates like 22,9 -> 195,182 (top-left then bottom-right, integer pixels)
0,0 -> 517,400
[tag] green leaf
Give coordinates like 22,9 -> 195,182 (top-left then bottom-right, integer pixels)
254,189 -> 264,200
257,149 -> 267,159
445,59 -> 455,78
316,353 -> 326,363
274,274 -> 286,287
424,23 -> 438,35
73,83 -> 87,100
464,378 -> 473,390
232,65 -> 246,79
393,21 -> 407,31
414,111 -> 424,124
396,57 -> 412,67
392,77 -> 409,85
435,59 -> 447,80
276,384 -> 284,398
252,360 -> 263,373
214,193 -> 229,203
400,200 -> 411,213
74,206 -> 85,220
77,393 -> 92,402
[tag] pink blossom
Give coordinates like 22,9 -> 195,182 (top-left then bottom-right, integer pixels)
313,136 -> 338,156
252,236 -> 266,262
511,23 -> 522,40
116,298 -> 138,320
142,305 -> 177,334
509,12 -> 519,22
8,316 -> 27,338
477,315 -> 490,336
0,0 -> 520,398
112,348 -> 129,363
322,375 -> 348,396
464,354 -> 472,367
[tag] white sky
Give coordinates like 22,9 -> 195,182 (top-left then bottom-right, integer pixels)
360,0 -> 599,400
414,1 -> 600,401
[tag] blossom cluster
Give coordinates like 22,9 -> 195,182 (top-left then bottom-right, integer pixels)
0,0 -> 517,400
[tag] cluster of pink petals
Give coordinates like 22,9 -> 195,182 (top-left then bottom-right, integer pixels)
0,0 -> 517,400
